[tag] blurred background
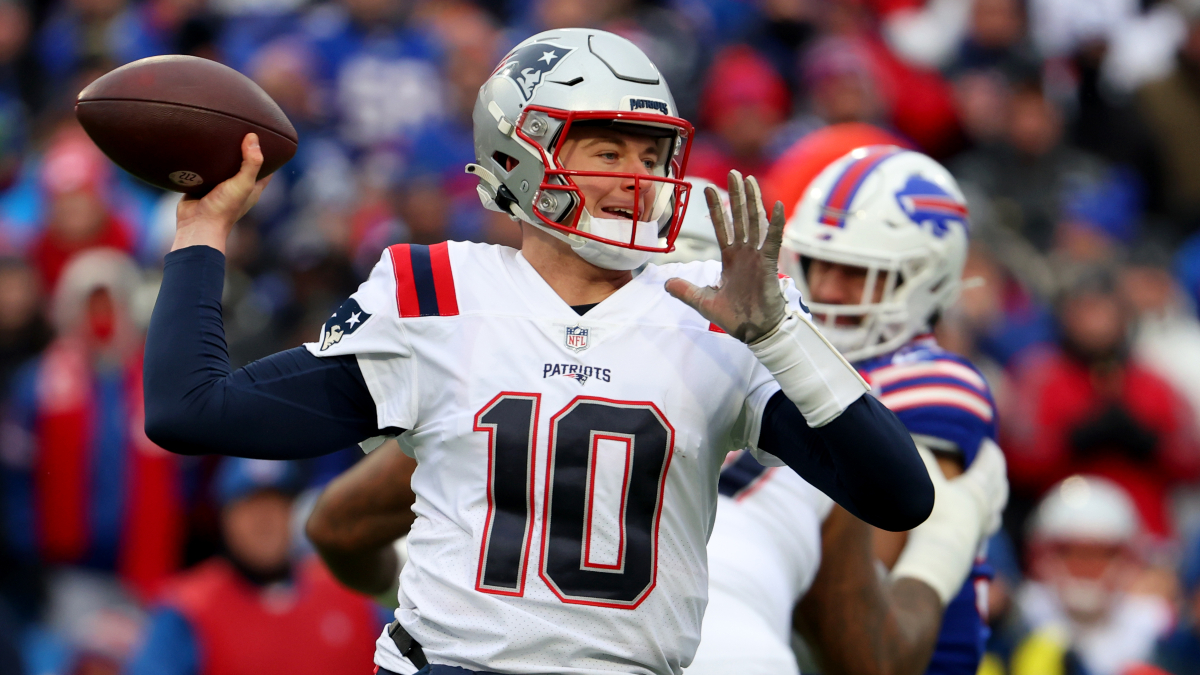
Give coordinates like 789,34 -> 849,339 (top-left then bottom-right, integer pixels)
3,0 -> 1200,673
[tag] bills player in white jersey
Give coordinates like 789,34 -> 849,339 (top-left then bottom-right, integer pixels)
659,174 -> 1007,675
141,29 -> 935,675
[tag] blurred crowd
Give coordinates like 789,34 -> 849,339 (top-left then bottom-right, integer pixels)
3,0 -> 1200,673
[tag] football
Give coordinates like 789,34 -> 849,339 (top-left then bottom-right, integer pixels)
75,55 -> 298,196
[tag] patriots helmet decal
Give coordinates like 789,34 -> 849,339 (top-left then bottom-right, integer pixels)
493,43 -> 575,101
894,175 -> 968,238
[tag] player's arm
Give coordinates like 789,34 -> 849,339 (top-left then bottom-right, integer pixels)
306,439 -> 417,597
667,173 -> 933,532
795,505 -> 941,675
795,441 -> 1008,675
143,134 -> 386,458
755,390 -> 929,531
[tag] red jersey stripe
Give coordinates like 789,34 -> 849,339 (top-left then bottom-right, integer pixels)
429,242 -> 460,316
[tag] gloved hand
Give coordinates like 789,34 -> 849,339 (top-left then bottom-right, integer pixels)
665,170 -> 787,344
891,439 -> 1009,604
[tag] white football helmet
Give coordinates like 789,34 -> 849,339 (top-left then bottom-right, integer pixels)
650,178 -> 726,265
781,146 -> 969,362
468,28 -> 694,271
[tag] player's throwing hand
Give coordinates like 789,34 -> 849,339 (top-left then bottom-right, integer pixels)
172,133 -> 273,253
665,170 -> 788,344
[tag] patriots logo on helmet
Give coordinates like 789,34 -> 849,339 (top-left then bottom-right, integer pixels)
320,298 -> 372,351
894,175 -> 967,238
494,43 -> 575,101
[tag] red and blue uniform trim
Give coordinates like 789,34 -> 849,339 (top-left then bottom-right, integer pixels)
819,146 -> 903,228
389,243 -> 459,318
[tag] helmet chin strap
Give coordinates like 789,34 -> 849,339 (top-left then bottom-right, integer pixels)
530,208 -> 662,271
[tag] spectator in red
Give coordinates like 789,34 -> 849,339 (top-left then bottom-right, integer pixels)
1003,265 -> 1200,540
687,45 -> 790,186
125,458 -> 383,675
1,248 -> 184,600
26,127 -> 135,293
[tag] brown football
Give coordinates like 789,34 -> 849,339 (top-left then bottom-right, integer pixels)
76,55 -> 297,196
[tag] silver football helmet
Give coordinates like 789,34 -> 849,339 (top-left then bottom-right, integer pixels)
468,28 -> 694,270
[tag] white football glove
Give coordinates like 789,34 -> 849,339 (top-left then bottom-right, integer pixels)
890,438 -> 1009,604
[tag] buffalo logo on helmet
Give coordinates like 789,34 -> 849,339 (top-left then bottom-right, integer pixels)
493,43 -> 575,101
320,298 -> 372,351
893,175 -> 967,238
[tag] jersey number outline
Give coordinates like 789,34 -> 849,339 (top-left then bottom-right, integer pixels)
474,393 -> 675,609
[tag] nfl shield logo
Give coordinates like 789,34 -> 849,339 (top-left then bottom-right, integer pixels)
565,326 -> 589,352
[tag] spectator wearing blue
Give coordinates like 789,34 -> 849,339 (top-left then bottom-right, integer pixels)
1151,528 -> 1200,674
125,457 -> 382,675
296,0 -> 446,152
35,0 -> 165,84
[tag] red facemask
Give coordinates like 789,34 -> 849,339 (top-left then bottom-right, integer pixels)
514,105 -> 695,253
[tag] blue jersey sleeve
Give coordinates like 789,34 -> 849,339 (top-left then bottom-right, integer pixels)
143,246 -> 390,458
757,391 -> 933,532
124,608 -> 199,675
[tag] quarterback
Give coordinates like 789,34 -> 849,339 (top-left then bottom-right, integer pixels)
143,29 -> 932,675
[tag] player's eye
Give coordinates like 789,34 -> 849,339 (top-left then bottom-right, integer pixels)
642,158 -> 656,170
599,151 -> 619,161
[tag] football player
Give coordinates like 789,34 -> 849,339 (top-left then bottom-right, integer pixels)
654,167 -> 1006,675
142,29 -> 934,675
786,146 -> 1003,675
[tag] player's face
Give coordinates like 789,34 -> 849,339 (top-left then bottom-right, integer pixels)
557,127 -> 662,222
806,258 -> 889,325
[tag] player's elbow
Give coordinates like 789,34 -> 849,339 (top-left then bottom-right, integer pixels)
305,492 -> 361,554
874,470 -> 934,532
144,398 -> 207,456
305,502 -> 343,553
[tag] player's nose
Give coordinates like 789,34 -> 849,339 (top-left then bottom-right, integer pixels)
811,268 -> 848,304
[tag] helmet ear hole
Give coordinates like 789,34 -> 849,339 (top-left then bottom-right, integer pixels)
493,152 -> 520,173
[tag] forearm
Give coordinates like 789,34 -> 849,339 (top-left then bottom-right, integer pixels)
797,508 -> 943,675
144,246 -> 381,457
306,440 -> 417,595
317,542 -> 401,596
759,392 -> 933,531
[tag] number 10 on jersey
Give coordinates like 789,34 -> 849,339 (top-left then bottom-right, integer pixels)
473,392 -> 675,609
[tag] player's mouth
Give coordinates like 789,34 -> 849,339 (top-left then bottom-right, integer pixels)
599,206 -> 637,219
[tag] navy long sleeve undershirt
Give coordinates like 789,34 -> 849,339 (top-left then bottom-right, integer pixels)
145,246 -> 931,531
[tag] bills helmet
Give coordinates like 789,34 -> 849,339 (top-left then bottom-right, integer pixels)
781,146 -> 969,362
468,28 -> 694,271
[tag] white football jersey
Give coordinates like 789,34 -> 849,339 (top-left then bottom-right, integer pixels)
685,451 -> 833,675
306,241 -> 809,675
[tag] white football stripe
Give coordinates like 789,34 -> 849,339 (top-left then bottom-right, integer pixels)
870,360 -> 987,391
880,385 -> 994,422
